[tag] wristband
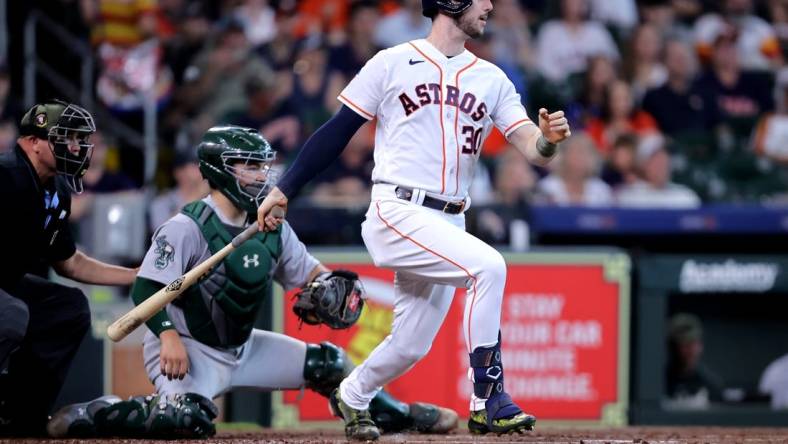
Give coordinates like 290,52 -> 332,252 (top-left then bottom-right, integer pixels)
536,135 -> 558,158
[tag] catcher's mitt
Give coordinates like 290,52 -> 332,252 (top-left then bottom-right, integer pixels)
292,270 -> 364,329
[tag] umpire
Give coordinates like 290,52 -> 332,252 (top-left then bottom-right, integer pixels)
0,101 -> 138,436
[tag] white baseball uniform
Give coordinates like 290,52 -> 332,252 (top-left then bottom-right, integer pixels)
337,38 -> 536,412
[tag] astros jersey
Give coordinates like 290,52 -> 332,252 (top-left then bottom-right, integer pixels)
338,38 -> 535,198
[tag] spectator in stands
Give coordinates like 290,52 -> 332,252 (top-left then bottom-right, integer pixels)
639,0 -> 698,43
0,66 -> 18,151
468,161 -> 496,206
287,37 -> 337,142
234,0 -> 278,48
82,0 -> 172,114
0,67 -> 20,123
535,0 -> 619,83
639,0 -> 674,36
373,0 -> 431,48
671,0 -> 705,27
588,0 -> 638,35
569,55 -> 619,126
308,122 -> 374,208
71,130 -> 137,221
467,29 -> 528,97
178,17 -> 275,133
149,148 -> 208,231
327,1 -> 381,82
474,146 -> 538,245
601,133 -> 638,189
0,119 -> 16,153
768,0 -> 788,60
759,352 -> 788,409
617,133 -> 701,208
220,75 -> 300,154
694,0 -> 782,71
81,0 -> 158,48
256,7 -> 301,71
625,23 -> 668,102
161,2 -> 212,85
586,80 -> 659,155
290,0 -> 350,41
494,145 -> 538,207
752,68 -> 788,165
536,132 -> 614,206
642,39 -> 706,136
694,26 -> 775,138
486,0 -> 535,72
664,313 -> 724,410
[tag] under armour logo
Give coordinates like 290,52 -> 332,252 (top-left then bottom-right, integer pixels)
243,254 -> 260,268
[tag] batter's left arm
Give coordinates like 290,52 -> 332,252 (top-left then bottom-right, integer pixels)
508,108 -> 571,167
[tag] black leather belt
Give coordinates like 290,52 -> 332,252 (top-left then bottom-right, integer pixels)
394,187 -> 465,214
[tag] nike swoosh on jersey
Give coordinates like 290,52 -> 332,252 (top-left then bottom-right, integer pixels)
409,59 -> 425,65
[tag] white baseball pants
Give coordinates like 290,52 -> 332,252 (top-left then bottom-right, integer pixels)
340,184 -> 506,411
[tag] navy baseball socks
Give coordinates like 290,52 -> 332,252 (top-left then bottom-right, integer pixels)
467,334 -> 536,434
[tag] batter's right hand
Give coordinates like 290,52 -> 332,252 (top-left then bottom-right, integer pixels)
257,186 -> 288,232
160,329 -> 189,381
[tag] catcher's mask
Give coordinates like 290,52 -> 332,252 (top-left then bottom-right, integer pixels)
422,0 -> 473,18
197,126 -> 279,216
20,101 -> 96,193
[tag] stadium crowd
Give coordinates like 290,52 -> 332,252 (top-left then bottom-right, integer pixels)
6,0 -> 788,231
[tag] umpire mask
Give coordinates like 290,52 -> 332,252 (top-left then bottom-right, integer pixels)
21,101 -> 97,193
49,103 -> 96,193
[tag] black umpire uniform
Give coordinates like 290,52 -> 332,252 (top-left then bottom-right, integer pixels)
0,103 -> 92,435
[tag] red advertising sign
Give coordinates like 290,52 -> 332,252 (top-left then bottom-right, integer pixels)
278,253 -> 628,425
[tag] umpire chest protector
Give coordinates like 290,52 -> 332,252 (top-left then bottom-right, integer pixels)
178,201 -> 281,347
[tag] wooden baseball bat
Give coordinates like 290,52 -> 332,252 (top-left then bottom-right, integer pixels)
107,206 -> 284,342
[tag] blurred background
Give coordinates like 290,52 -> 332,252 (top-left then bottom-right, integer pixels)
4,0 -> 788,429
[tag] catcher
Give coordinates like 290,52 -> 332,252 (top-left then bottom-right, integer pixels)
46,126 -> 457,439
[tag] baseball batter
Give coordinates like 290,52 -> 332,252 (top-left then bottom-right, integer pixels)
256,0 -> 571,440
46,126 -> 457,439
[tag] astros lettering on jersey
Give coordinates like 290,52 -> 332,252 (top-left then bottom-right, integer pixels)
338,38 -> 536,198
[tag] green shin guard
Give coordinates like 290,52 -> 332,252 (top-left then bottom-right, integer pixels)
303,342 -> 355,398
303,342 -> 409,431
369,390 -> 411,433
302,342 -> 453,433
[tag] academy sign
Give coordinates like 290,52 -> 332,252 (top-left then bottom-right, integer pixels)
679,259 -> 779,293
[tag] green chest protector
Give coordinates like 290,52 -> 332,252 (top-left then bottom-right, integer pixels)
177,201 -> 281,347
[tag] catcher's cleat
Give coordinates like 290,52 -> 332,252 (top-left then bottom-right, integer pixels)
408,403 -> 459,433
467,404 -> 536,435
46,395 -> 122,438
329,388 -> 380,441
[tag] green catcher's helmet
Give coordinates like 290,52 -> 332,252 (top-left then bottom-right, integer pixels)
197,126 -> 279,215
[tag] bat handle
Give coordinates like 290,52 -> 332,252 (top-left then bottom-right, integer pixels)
232,223 -> 260,247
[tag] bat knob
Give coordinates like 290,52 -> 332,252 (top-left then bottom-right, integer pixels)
107,316 -> 142,342
271,206 -> 286,219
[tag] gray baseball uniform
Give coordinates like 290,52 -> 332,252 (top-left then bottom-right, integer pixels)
138,195 -> 320,398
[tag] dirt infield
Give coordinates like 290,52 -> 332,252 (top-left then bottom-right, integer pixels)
8,427 -> 788,444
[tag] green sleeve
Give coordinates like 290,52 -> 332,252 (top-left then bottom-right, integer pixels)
130,276 -> 174,337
